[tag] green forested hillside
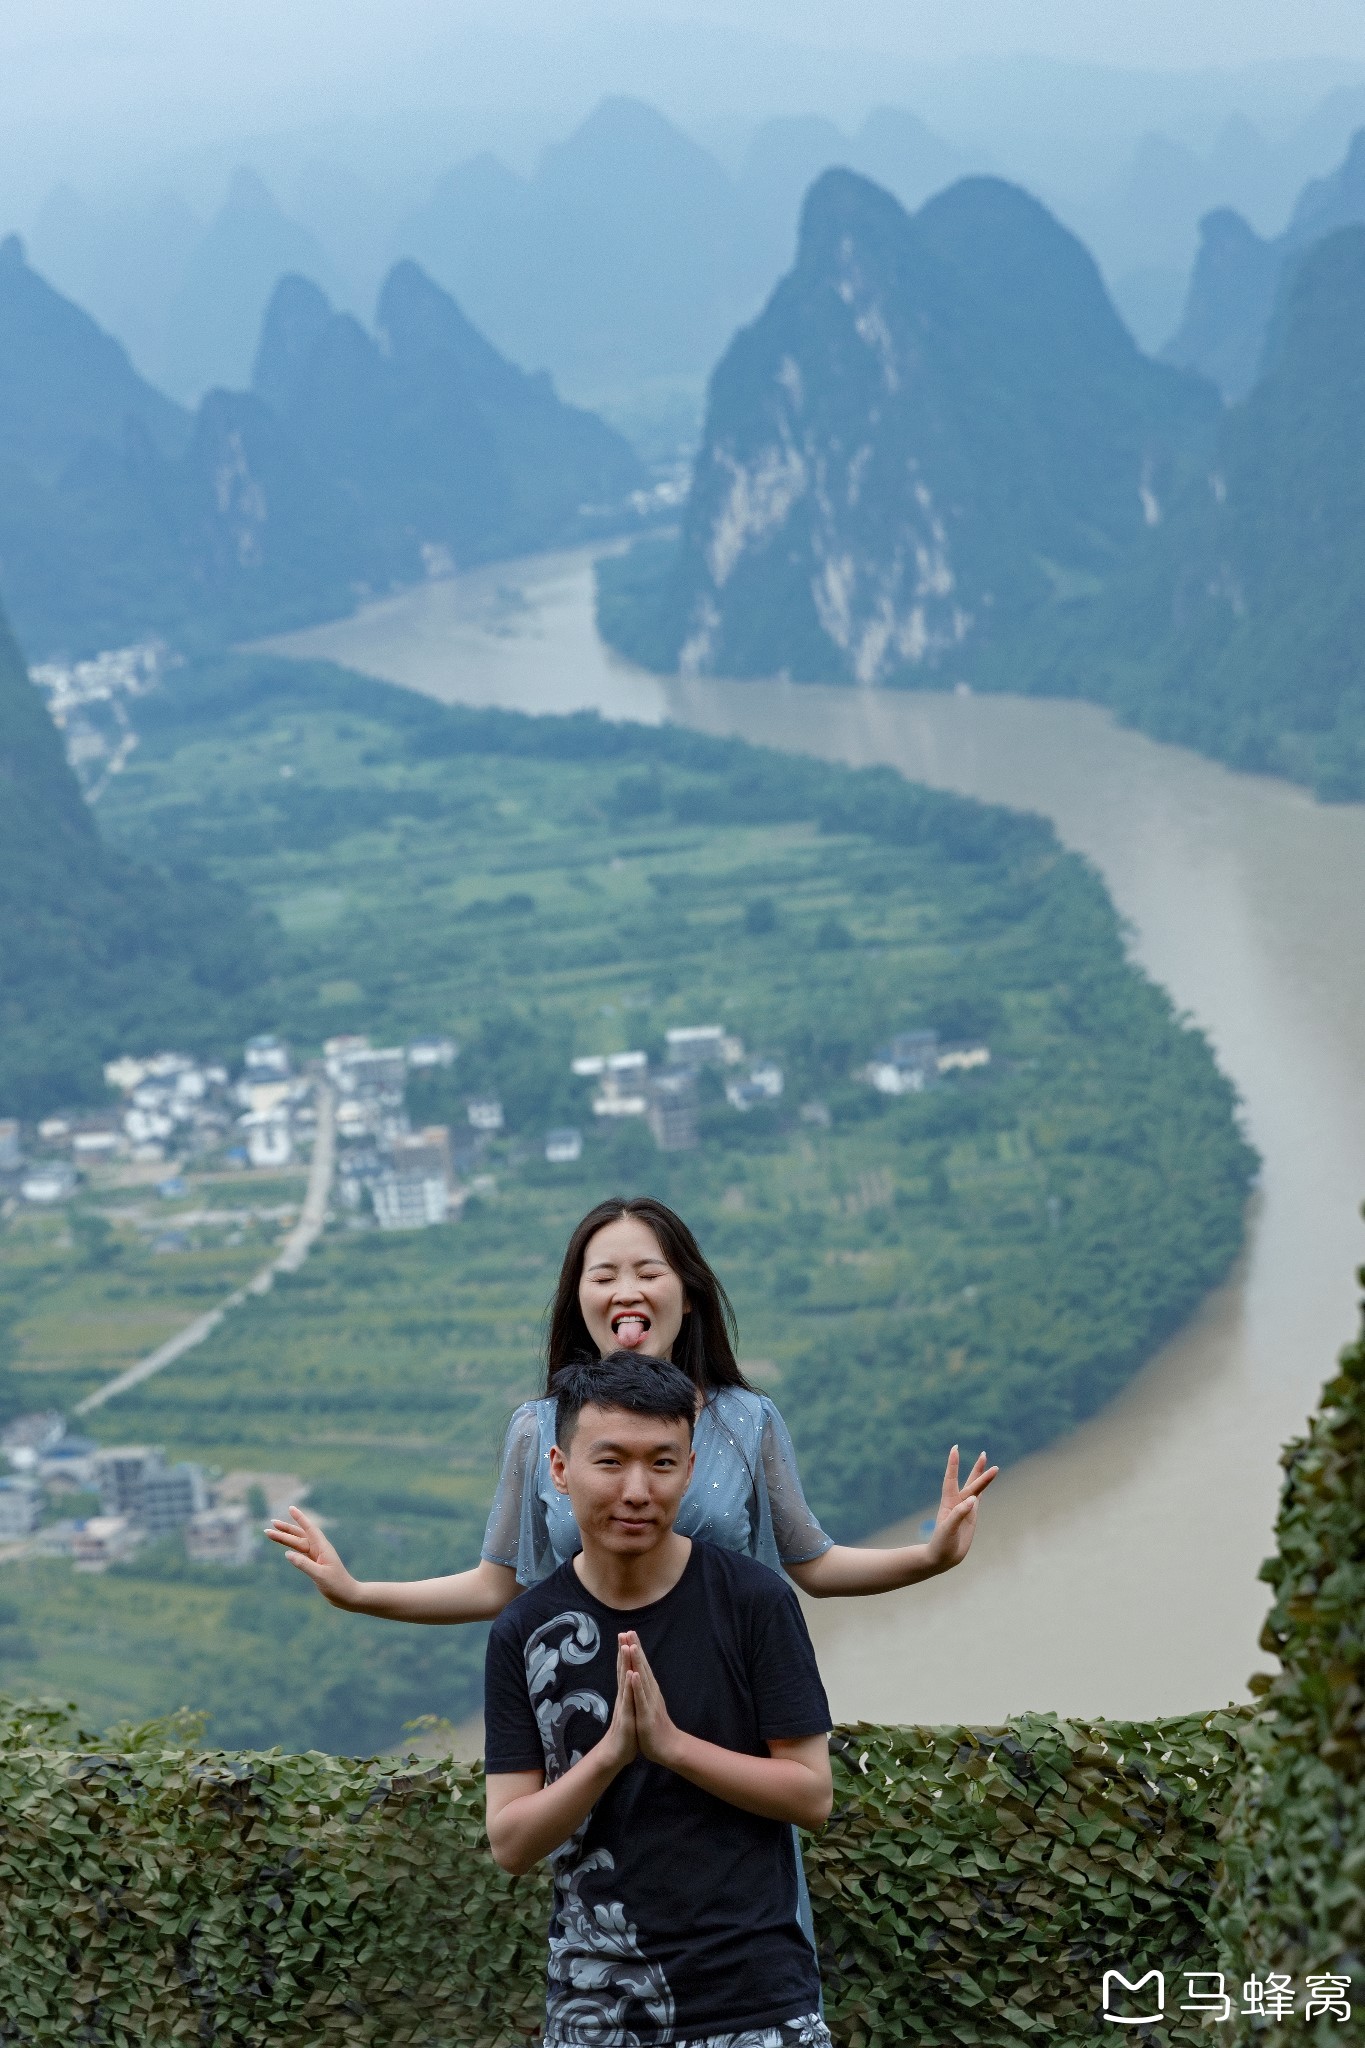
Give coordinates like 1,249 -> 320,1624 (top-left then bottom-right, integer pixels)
0,657 -> 1254,1749
0,607 -> 268,1111
1003,226 -> 1365,801
0,247 -> 642,660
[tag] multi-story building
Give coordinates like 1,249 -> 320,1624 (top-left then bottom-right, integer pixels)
137,1462 -> 209,1536
0,1477 -> 41,1539
371,1134 -> 452,1230
647,1071 -> 698,1152
95,1447 -> 207,1532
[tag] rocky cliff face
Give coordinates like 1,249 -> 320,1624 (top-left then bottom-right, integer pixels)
617,170 -> 1215,687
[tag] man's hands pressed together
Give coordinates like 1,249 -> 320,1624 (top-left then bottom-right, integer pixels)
619,1632 -> 832,1829
486,1630 -> 832,1874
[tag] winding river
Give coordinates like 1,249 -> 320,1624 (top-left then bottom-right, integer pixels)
260,549 -> 1365,1726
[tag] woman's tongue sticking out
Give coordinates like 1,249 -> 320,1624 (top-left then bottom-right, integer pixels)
612,1311 -> 651,1350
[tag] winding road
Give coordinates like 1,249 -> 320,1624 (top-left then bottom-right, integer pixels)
75,1086 -> 335,1418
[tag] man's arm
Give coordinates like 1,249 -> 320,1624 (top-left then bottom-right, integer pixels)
486,1639 -> 639,1875
786,1447 -> 998,1598
621,1633 -> 832,1830
267,1506 -> 518,1621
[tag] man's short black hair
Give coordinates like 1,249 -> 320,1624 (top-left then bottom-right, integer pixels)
553,1351 -> 697,1450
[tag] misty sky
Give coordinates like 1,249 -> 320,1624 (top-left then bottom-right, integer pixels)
6,0 -> 1365,213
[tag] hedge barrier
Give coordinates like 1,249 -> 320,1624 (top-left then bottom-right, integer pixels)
1,1261 -> 1361,2046
1211,1268 -> 1365,2042
0,1694 -> 1245,2047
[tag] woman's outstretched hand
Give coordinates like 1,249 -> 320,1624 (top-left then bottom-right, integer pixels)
923,1445 -> 1000,1574
786,1442 -> 1000,1598
266,1505 -> 360,1609
265,1509 -> 517,1623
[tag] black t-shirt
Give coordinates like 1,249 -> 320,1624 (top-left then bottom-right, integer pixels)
484,1539 -> 831,2045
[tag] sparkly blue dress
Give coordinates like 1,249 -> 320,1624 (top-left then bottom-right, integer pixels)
481,1385 -> 835,1958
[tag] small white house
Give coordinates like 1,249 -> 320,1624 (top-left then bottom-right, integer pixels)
665,1026 -> 744,1066
726,1064 -> 784,1112
244,1035 -> 291,1077
467,1098 -> 504,1133
20,1162 -> 78,1204
240,1110 -> 293,1169
545,1127 -> 583,1164
592,1075 -> 648,1117
937,1045 -> 991,1074
407,1038 -> 457,1069
72,1515 -> 142,1570
185,1505 -> 256,1566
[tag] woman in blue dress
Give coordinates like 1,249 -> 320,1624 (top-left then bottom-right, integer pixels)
270,1196 -> 996,1957
269,1195 -> 997,1626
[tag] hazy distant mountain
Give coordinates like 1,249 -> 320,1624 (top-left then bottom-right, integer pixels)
1165,127 -> 1365,398
27,169 -> 343,403
736,108 -> 971,282
1159,210 -> 1283,400
736,116 -> 850,280
396,97 -> 744,403
0,234 -> 187,482
1048,225 -> 1365,799
0,249 -> 642,657
0,600 -> 267,1112
395,95 -> 971,413
252,263 -> 643,564
29,185 -> 204,393
854,107 -> 971,212
161,168 -> 345,401
599,170 -> 1216,685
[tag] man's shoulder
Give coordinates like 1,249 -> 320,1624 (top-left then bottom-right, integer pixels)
692,1539 -> 797,1610
488,1559 -> 578,1645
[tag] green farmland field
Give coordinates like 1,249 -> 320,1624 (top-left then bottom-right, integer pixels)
0,657 -> 1255,1749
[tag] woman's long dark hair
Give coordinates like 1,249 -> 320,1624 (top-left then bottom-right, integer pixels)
543,1197 -> 749,1394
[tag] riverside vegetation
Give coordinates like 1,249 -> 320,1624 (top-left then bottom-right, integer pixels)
0,653 -> 1255,1750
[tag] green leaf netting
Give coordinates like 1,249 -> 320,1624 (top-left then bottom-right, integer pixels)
1209,1267 -> 1365,2044
0,1701 -> 1245,2047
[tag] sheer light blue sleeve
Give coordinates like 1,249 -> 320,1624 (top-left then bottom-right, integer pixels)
759,1398 -> 834,1565
480,1403 -> 547,1582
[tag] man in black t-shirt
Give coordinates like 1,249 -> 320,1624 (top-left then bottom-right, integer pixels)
484,1351 -> 834,2048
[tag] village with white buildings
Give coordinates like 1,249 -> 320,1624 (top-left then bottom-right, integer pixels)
0,1013 -> 988,1574
28,641 -> 165,802
0,1412 -> 260,1572
0,1012 -> 990,1228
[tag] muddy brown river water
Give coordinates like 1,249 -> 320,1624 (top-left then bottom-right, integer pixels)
260,548 -> 1365,1725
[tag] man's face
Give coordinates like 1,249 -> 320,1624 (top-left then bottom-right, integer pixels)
550,1402 -> 695,1556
